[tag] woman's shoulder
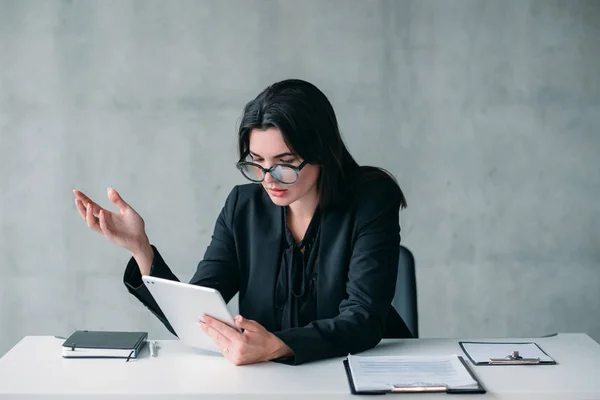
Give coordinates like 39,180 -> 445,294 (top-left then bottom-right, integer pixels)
232,183 -> 265,200
222,183 -> 270,212
338,168 -> 406,230
347,167 -> 406,210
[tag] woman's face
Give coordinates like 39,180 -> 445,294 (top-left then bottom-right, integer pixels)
248,127 -> 320,207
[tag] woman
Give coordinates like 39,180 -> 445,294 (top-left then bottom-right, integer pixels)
73,79 -> 411,366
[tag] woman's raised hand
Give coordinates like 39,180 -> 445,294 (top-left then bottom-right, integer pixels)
73,188 -> 150,255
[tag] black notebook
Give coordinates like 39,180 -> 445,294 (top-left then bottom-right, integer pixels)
62,330 -> 148,359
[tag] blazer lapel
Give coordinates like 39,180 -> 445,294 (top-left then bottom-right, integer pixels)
317,206 -> 352,319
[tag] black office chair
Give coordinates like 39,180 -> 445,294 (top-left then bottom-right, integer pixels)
392,245 -> 418,338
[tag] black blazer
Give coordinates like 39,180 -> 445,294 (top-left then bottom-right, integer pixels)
123,177 -> 412,364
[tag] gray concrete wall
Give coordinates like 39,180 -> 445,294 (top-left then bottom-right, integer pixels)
1,0 -> 599,356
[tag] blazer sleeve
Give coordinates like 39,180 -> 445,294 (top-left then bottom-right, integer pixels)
273,180 -> 401,365
123,186 -> 241,336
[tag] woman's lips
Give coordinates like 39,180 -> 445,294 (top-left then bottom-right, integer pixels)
268,188 -> 287,197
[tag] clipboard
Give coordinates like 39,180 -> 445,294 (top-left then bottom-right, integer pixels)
343,356 -> 486,395
459,341 -> 557,366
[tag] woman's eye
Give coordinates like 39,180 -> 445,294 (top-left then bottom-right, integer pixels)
281,159 -> 296,164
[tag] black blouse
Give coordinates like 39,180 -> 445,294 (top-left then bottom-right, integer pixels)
274,206 -> 321,331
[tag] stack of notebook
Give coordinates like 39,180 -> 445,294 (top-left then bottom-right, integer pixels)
61,330 -> 148,359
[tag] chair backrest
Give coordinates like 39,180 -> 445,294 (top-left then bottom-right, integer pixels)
391,245 -> 418,338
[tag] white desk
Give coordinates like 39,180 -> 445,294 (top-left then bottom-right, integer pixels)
0,334 -> 599,399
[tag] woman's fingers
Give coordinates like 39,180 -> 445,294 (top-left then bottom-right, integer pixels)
97,209 -> 111,238
77,197 -> 111,238
201,316 -> 244,342
73,190 -> 96,207
73,190 -> 108,216
199,321 -> 232,354
107,188 -> 130,213
85,202 -> 102,234
75,198 -> 87,221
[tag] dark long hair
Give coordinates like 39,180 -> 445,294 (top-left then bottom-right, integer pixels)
237,79 -> 407,210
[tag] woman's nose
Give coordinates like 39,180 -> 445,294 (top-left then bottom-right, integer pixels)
263,170 -> 276,184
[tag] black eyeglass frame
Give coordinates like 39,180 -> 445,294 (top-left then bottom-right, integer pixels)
236,160 -> 309,185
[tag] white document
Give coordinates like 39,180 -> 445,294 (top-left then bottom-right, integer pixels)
461,342 -> 554,363
347,354 -> 478,392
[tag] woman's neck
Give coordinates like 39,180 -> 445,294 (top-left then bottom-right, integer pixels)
288,187 -> 319,222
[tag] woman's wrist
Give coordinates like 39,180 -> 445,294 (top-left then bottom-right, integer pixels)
269,337 -> 293,360
131,239 -> 153,276
130,235 -> 151,256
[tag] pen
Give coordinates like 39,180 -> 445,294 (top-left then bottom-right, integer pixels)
149,340 -> 158,357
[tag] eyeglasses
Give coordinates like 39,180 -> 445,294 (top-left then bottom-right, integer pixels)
236,161 -> 308,185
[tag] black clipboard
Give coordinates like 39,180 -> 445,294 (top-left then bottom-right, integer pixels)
343,356 -> 486,395
459,341 -> 557,366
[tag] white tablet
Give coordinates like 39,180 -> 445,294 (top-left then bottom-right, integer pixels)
142,276 -> 239,352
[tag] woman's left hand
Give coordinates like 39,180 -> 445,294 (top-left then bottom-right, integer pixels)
198,314 -> 293,366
